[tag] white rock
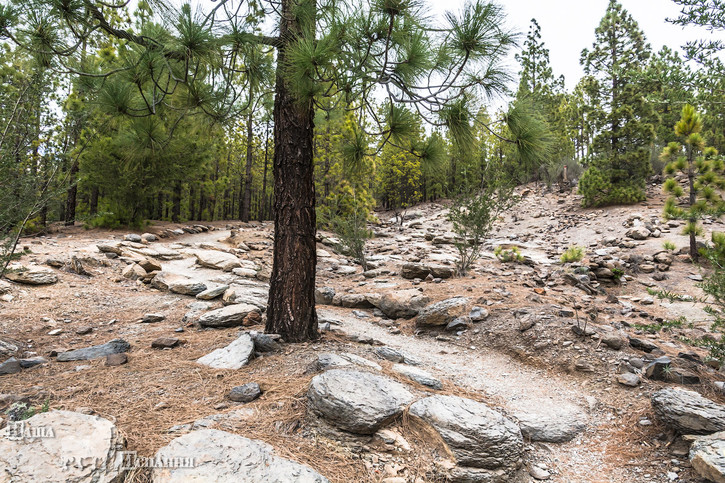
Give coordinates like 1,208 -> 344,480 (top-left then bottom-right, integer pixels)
196,333 -> 254,369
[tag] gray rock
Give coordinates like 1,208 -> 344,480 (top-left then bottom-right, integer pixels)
4,266 -> 57,285
198,303 -> 259,328
429,264 -> 454,279
197,333 -> 254,369
196,284 -> 229,300
370,289 -> 430,319
690,432 -> 725,483
141,233 -> 158,242
0,410 -> 125,483
332,293 -> 374,309
315,287 -> 336,305
447,317 -> 470,331
0,357 -> 21,375
96,242 -> 123,255
57,339 -> 130,362
400,262 -> 430,279
152,429 -> 328,482
125,233 -> 142,242
515,410 -> 587,443
392,364 -> 442,389
644,356 -> 672,380
222,285 -> 269,310
18,357 -> 47,369
408,395 -> 523,471
652,387 -> 725,434
122,263 -> 146,280
250,332 -> 281,352
307,369 -> 414,434
417,297 -> 469,327
469,307 -> 490,322
229,382 -> 261,403
142,313 -> 166,323
601,332 -> 626,350
194,250 -> 242,271
316,353 -> 382,371
375,347 -> 405,363
151,272 -> 206,295
617,373 -> 641,387
626,227 -> 650,240
151,337 -> 179,349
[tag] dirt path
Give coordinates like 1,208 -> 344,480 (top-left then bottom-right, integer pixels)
320,306 -> 653,482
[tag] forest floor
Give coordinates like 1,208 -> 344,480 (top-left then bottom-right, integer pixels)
2,180 -> 725,482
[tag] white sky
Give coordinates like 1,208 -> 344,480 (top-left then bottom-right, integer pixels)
432,0 -> 725,91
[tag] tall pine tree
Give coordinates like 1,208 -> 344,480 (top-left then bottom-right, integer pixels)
577,0 -> 655,207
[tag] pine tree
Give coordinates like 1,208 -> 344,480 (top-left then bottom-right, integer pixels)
577,0 -> 655,207
661,104 -> 725,261
2,0 -> 548,342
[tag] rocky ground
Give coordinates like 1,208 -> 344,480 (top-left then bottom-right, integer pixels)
2,181 -> 725,482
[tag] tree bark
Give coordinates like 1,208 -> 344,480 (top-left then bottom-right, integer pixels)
90,186 -> 99,216
65,160 -> 79,226
261,120 -> 270,220
172,182 -> 181,222
241,92 -> 254,222
265,0 -> 318,342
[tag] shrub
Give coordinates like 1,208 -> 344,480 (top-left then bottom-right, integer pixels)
494,246 -> 524,263
330,207 -> 372,271
662,240 -> 677,251
560,245 -> 585,263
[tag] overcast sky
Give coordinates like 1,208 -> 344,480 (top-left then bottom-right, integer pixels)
443,0 -> 725,91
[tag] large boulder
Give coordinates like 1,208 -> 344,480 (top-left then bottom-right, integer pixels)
193,250 -> 242,271
408,395 -> 523,480
4,265 -> 57,285
151,272 -> 206,296
370,289 -> 430,319
690,432 -> 725,483
416,297 -> 469,327
198,304 -> 260,328
57,339 -> 130,362
196,333 -> 254,369
0,410 -> 126,483
152,429 -> 328,482
307,369 -> 415,434
651,387 -> 725,434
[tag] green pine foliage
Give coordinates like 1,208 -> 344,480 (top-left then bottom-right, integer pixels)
578,0 -> 655,207
661,104 -> 725,260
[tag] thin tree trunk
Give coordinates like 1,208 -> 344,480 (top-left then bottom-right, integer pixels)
189,185 -> 196,221
261,120 -> 270,220
241,94 -> 254,222
172,182 -> 181,222
90,187 -> 99,216
265,0 -> 318,342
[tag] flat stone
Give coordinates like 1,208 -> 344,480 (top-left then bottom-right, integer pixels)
392,364 -> 442,389
0,410 -> 125,482
0,357 -> 22,375
228,382 -> 261,403
4,266 -> 57,285
617,373 -> 641,387
142,313 -> 166,323
57,339 -> 130,362
690,432 -> 725,483
151,272 -> 206,296
197,333 -> 254,369
198,304 -> 260,328
222,285 -> 269,310
152,429 -> 328,482
307,369 -> 414,434
122,263 -> 146,280
515,409 -> 587,443
152,337 -> 180,349
18,357 -> 47,369
196,285 -> 229,300
315,287 -> 336,305
105,353 -> 128,366
652,388 -> 725,434
316,353 -> 382,371
194,250 -> 242,271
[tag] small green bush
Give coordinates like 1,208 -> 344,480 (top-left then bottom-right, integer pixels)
494,246 -> 524,263
560,245 -> 585,263
662,240 -> 677,251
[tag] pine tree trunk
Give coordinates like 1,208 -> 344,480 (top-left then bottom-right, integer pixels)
241,106 -> 254,222
688,146 -> 698,261
189,185 -> 196,221
172,182 -> 181,222
261,121 -> 270,220
265,0 -> 318,342
90,187 -> 99,216
65,160 -> 79,226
